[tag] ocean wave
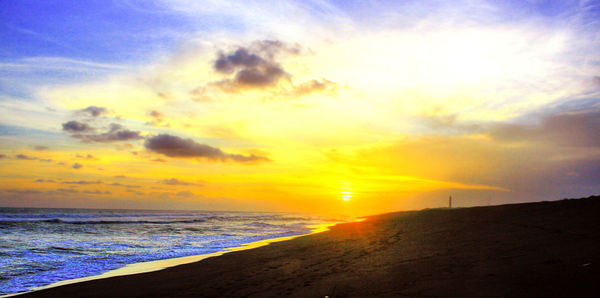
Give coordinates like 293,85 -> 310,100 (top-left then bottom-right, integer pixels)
0,218 -> 207,225
0,208 -> 333,296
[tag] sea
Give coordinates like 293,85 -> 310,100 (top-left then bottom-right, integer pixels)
0,207 -> 335,295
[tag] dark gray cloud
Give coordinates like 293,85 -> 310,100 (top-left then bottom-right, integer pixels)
62,180 -> 102,185
144,134 -> 270,163
15,154 -> 36,160
110,182 -> 141,189
72,162 -> 82,169
82,190 -> 110,195
68,123 -> 143,143
206,40 -> 338,98
212,62 -> 288,90
57,188 -> 79,193
213,40 -> 300,74
62,121 -> 94,133
78,106 -> 108,117
212,41 -> 295,90
33,145 -> 49,151
234,65 -> 287,87
214,48 -> 268,74
34,179 -> 55,183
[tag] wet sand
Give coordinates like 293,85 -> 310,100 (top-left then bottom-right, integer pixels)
20,196 -> 600,297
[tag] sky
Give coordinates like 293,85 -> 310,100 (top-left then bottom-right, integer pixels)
1,0 -> 599,216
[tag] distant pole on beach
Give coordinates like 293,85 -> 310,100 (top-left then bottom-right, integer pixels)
449,195 -> 452,208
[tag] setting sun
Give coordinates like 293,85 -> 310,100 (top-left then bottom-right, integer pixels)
341,191 -> 353,201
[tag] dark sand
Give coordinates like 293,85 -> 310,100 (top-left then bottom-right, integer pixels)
21,196 -> 600,297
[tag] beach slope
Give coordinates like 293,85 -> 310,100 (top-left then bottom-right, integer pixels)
21,196 -> 600,297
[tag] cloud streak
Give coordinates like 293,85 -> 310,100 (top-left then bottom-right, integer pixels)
490,110 -> 600,148
161,178 -> 198,186
78,106 -> 108,117
144,134 -> 270,163
62,121 -> 94,133
63,122 -> 143,143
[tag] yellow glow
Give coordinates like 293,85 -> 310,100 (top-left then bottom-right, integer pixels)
5,18 -> 577,216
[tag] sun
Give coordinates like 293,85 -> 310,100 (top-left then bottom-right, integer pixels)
340,181 -> 353,201
341,191 -> 352,201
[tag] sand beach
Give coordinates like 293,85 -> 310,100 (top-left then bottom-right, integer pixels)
19,196 -> 600,297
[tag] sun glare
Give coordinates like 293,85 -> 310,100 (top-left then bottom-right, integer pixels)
340,181 -> 354,201
341,190 -> 353,201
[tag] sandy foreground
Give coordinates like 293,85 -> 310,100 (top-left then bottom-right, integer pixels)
20,196 -> 600,297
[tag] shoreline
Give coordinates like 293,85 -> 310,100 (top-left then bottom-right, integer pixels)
4,222 -> 342,297
16,196 -> 600,297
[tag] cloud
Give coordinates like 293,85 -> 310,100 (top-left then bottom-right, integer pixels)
4,189 -> 42,195
149,110 -> 164,119
152,158 -> 167,162
210,41 -> 297,91
125,190 -> 144,195
68,123 -> 143,143
161,178 -> 198,186
203,40 -> 338,98
176,190 -> 194,198
57,188 -> 79,193
78,106 -> 108,117
34,179 -> 55,183
146,110 -> 166,126
234,65 -> 287,87
144,134 -> 270,163
214,48 -> 268,74
15,154 -> 36,160
76,154 -> 97,160
82,190 -> 110,195
0,154 -> 5,159
284,78 -> 338,98
62,180 -> 102,185
33,145 -> 49,150
110,182 -> 141,188
72,162 -> 83,169
214,40 -> 300,74
62,120 -> 94,133
490,110 -> 600,147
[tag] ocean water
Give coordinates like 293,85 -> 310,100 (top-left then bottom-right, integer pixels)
0,208 -> 333,295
